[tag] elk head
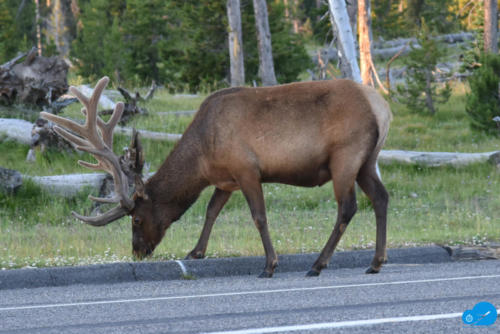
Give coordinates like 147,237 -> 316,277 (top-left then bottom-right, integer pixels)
41,77 -> 161,259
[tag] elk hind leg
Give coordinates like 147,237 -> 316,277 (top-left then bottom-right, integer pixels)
356,161 -> 389,274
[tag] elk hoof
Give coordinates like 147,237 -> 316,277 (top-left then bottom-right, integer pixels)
306,269 -> 321,277
365,267 -> 380,274
258,271 -> 273,278
184,252 -> 204,260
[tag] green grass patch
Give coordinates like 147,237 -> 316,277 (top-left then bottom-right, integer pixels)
1,164 -> 498,269
385,83 -> 499,152
0,84 -> 499,269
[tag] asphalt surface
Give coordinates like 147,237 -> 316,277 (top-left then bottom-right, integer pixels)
0,246 -> 451,289
1,259 -> 499,333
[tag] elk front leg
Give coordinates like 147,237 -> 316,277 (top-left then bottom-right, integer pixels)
185,188 -> 232,260
239,176 -> 278,278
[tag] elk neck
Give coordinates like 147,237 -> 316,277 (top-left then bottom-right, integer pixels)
144,135 -> 209,222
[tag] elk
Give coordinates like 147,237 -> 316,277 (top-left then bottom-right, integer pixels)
41,76 -> 391,278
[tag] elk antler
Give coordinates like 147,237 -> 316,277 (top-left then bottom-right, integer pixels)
41,77 -> 134,226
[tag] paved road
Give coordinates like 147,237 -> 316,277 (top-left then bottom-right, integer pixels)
1,260 -> 499,333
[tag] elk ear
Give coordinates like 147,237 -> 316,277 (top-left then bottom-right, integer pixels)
134,174 -> 148,200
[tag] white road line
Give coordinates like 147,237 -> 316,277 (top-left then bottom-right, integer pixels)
175,260 -> 188,276
1,274 -> 499,312
202,311 -> 500,334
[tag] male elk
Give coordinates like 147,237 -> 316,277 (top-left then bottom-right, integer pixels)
42,77 -> 391,278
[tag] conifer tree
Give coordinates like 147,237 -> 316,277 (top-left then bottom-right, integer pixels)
396,23 -> 451,115
71,0 -> 123,79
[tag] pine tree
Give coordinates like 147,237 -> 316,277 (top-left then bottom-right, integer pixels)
122,0 -> 170,84
71,0 -> 125,80
466,53 -> 500,136
396,23 -> 451,115
0,0 -> 36,62
0,0 -> 16,61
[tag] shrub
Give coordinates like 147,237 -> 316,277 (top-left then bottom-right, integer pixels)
465,53 -> 500,136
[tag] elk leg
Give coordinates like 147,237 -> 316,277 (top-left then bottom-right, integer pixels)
239,177 -> 278,278
356,163 -> 389,274
307,157 -> 360,277
186,188 -> 232,259
307,187 -> 357,276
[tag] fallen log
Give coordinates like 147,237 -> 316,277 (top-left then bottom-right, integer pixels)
0,167 -> 23,194
372,32 -> 474,49
0,118 -> 32,145
312,32 -> 476,67
114,126 -> 182,141
2,119 -> 497,166
157,110 -> 197,116
378,150 -> 499,167
26,173 -> 107,197
0,118 -> 182,144
24,171 -> 155,197
17,150 -> 498,197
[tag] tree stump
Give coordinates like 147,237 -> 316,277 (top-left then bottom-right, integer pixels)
0,167 -> 23,194
26,117 -> 75,162
99,81 -> 157,124
0,47 -> 69,107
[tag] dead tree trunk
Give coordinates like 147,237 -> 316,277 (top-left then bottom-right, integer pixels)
26,117 -> 75,162
99,82 -> 157,124
358,0 -> 373,86
484,0 -> 498,53
34,0 -> 42,56
358,0 -> 387,93
227,0 -> 245,86
346,0 -> 358,44
253,0 -> 278,86
327,0 -> 362,82
0,48 -> 69,107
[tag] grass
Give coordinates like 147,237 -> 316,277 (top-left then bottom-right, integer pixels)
0,82 -> 499,269
385,83 -> 499,152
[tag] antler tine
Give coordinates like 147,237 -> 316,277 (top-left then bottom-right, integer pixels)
78,160 -> 102,171
40,112 -> 86,139
100,102 -> 124,149
88,77 -> 110,117
88,195 -> 120,204
71,206 -> 128,226
79,96 -> 124,150
53,126 -> 90,148
69,87 -> 90,107
75,144 -> 134,211
68,76 -> 108,145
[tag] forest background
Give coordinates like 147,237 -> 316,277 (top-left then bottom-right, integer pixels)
0,0 -> 487,91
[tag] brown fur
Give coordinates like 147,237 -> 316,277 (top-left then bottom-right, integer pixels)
131,79 -> 392,277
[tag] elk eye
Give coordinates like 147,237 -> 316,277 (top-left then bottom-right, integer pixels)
133,217 -> 141,226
